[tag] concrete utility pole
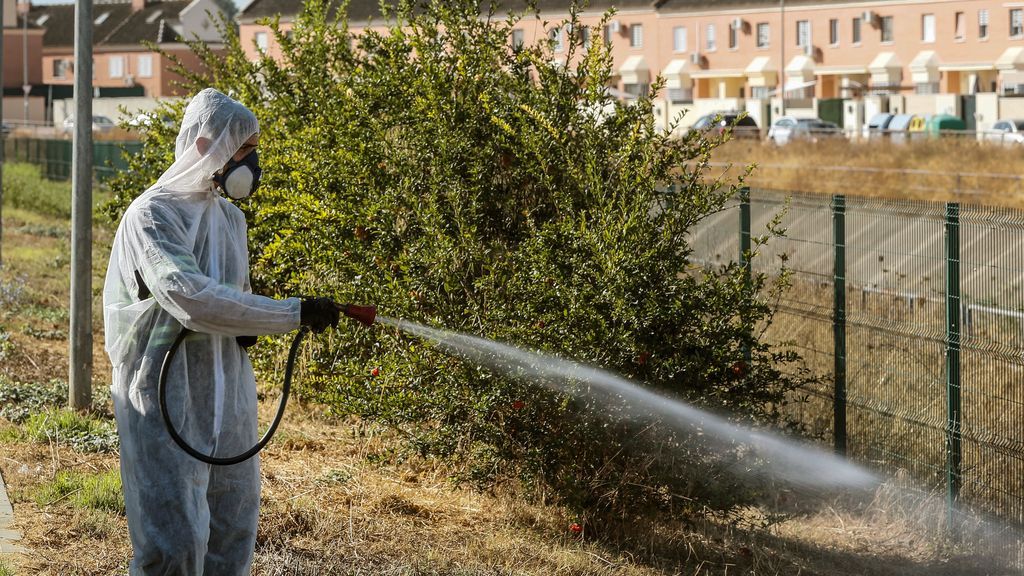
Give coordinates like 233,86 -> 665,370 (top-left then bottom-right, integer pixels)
21,0 -> 27,123
780,0 -> 786,117
1,0 -> 6,269
70,0 -> 93,410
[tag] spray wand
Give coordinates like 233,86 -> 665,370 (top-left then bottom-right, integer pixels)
158,302 -> 377,466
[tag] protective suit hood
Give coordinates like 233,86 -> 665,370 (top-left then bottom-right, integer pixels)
153,87 -> 260,196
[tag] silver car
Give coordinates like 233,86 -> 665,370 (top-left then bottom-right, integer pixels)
985,119 -> 1024,145
62,115 -> 116,134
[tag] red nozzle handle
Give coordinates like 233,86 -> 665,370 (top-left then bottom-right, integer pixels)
341,304 -> 376,327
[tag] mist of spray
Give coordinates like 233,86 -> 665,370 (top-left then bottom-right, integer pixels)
377,316 -> 879,491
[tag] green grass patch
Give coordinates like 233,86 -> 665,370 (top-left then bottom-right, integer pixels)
18,408 -> 118,453
34,468 -> 124,514
0,558 -> 15,576
0,378 -> 66,424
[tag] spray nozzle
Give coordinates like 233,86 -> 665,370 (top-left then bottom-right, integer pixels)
339,303 -> 376,327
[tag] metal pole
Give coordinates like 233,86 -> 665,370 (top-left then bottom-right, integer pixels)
945,202 -> 962,534
21,0 -> 27,123
1,0 -> 6,268
70,0 -> 93,410
832,195 -> 847,456
780,0 -> 786,116
739,187 -> 752,365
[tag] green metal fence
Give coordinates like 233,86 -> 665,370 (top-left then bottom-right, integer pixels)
690,188 -> 1023,559
2,137 -> 142,181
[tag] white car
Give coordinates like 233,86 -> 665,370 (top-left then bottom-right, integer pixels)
767,116 -> 843,145
985,119 -> 1024,145
62,115 -> 116,134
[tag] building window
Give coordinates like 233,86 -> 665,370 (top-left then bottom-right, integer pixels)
1012,9 -> 1023,37
881,16 -> 894,42
580,26 -> 591,48
706,24 -> 716,51
137,54 -> 153,78
852,17 -> 862,44
979,9 -> 989,39
728,24 -> 738,49
667,88 -> 692,103
915,82 -> 940,94
109,56 -> 125,79
550,27 -> 564,52
955,12 -> 965,40
511,29 -> 524,49
52,59 -> 70,78
922,14 -> 935,42
673,26 -> 687,53
756,23 -> 769,47
630,23 -> 643,48
623,83 -> 649,98
796,20 -> 810,47
829,19 -> 839,45
254,31 -> 268,53
751,86 -> 771,99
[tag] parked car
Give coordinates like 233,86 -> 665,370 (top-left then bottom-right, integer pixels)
985,119 -> 1024,145
62,115 -> 116,134
688,111 -> 760,139
127,112 -> 176,129
767,116 -> 843,145
864,112 -> 895,138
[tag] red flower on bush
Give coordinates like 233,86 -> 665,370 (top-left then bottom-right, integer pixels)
635,351 -> 650,365
731,361 -> 746,376
511,400 -> 525,411
370,367 -> 380,377
569,522 -> 582,534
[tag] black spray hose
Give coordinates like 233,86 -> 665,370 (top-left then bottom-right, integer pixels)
158,326 -> 308,466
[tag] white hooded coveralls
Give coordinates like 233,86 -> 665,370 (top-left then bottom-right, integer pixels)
104,88 -> 301,575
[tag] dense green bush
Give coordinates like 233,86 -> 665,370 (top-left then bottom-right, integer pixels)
108,0 -> 808,521
1,162 -> 74,218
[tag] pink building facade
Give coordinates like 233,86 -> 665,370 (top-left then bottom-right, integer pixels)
238,0 -> 1024,133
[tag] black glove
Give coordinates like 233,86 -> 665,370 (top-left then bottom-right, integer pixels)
236,335 -> 258,349
300,297 -> 340,334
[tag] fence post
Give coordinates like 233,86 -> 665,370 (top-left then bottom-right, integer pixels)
739,187 -> 752,364
833,195 -> 847,456
945,202 -> 962,534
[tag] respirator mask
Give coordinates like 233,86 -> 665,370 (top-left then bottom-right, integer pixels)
213,150 -> 262,200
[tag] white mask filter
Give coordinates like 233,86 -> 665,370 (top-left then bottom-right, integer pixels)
224,166 -> 255,200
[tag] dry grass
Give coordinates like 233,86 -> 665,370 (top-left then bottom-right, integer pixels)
712,138 -> 1024,209
2,175 -> 1019,575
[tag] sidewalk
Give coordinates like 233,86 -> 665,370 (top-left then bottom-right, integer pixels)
0,468 -> 27,556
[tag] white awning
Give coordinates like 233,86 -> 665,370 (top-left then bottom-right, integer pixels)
744,56 -> 777,87
815,65 -> 869,75
869,52 -> 902,85
785,55 -> 815,82
997,46 -> 1024,71
662,59 -> 693,89
690,69 -> 745,79
784,79 -> 817,92
938,62 -> 996,72
909,50 -> 939,84
619,55 -> 650,85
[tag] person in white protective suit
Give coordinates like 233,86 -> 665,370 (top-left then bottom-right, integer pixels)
103,88 -> 339,575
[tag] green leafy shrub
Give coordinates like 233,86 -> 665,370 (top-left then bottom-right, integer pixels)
0,377 -> 66,424
1,163 -> 73,218
107,0 -> 809,519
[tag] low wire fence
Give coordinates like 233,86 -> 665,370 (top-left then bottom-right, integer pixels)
689,188 -> 1023,560
2,137 -> 141,181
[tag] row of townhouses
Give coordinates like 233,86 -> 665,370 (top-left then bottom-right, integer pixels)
7,0 -> 1024,134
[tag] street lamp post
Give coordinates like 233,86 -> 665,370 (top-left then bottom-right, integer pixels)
21,0 -> 28,123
